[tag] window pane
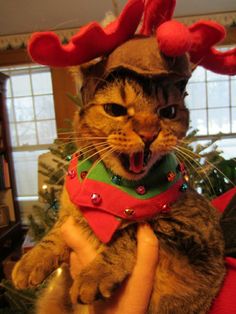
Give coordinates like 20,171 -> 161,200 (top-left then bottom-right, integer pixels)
186,83 -> 206,109
208,108 -> 230,134
37,121 -> 57,144
232,108 -> 236,133
11,74 -> 32,97
17,122 -> 37,145
208,81 -> 229,108
31,71 -> 52,95
34,95 -> 55,119
12,150 -> 48,197
231,80 -> 236,107
14,97 -> 34,122
206,70 -> 228,82
216,138 -> 236,159
6,79 -> 12,98
9,123 -> 18,147
190,110 -> 207,135
189,67 -> 206,82
6,98 -> 15,122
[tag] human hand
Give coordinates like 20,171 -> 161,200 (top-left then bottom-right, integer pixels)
61,217 -> 159,314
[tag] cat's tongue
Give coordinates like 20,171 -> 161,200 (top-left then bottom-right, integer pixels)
129,151 -> 144,173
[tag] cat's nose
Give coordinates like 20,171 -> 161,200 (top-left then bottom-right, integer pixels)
139,131 -> 158,144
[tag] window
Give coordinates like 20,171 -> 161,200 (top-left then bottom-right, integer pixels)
185,47 -> 236,159
0,64 -> 57,220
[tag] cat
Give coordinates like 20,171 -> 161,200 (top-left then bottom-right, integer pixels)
12,36 -> 225,314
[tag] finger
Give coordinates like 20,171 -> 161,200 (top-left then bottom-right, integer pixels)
70,252 -> 83,279
117,223 -> 159,314
91,224 -> 159,314
61,217 -> 97,265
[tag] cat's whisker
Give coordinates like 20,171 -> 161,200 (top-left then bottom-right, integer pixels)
175,146 -> 214,184
50,143 -> 108,184
82,147 -> 116,186
174,152 -> 212,196
69,147 -> 113,183
177,138 -> 194,145
53,145 -> 111,186
174,146 -> 215,195
173,147 -> 208,187
57,136 -> 108,141
53,140 -> 108,152
69,142 -> 109,163
72,146 -> 112,170
178,145 -> 236,188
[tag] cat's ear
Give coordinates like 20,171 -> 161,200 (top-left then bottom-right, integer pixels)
175,79 -> 188,97
79,58 -> 107,105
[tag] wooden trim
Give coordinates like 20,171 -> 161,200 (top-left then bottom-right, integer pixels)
51,67 -> 77,132
222,27 -> 236,45
0,48 -> 32,67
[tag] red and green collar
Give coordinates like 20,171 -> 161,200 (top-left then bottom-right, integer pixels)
65,154 -> 188,243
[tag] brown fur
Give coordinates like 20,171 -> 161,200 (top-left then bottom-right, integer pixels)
12,71 -> 225,314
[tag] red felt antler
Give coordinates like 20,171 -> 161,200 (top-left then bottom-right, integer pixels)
156,18 -> 236,75
140,0 -> 176,35
200,47 -> 236,75
28,0 -> 236,76
28,0 -> 144,67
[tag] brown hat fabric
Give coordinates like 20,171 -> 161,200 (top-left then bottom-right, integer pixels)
80,36 -> 191,105
105,36 -> 191,78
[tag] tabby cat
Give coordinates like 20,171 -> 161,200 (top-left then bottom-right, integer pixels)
12,36 -> 225,314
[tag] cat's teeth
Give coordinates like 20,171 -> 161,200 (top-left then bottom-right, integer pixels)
144,149 -> 151,166
129,151 -> 144,173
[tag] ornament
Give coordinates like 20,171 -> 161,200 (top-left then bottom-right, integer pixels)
52,199 -> 59,210
184,174 -> 190,182
167,171 -> 176,182
65,155 -> 72,161
91,193 -> 102,205
180,183 -> 188,192
67,170 -> 76,179
124,208 -> 135,217
135,185 -> 146,195
111,175 -> 122,185
161,204 -> 169,213
177,162 -> 185,173
80,171 -> 88,180
42,184 -> 48,191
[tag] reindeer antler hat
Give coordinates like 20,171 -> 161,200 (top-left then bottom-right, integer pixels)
28,0 -> 236,79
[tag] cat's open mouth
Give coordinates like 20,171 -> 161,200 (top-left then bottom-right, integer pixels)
120,149 -> 151,174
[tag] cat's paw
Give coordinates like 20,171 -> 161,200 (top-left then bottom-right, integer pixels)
12,249 -> 56,289
70,263 -> 124,304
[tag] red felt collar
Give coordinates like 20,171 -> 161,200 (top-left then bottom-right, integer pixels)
66,156 -> 185,243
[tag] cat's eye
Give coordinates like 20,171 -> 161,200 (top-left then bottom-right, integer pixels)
159,105 -> 177,119
104,103 -> 127,117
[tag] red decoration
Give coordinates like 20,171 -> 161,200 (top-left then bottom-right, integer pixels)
157,20 -> 191,56
124,208 -> 135,216
135,185 -> 147,195
91,193 -> 102,205
67,169 -> 76,179
177,162 -> 185,174
167,171 -> 176,182
161,203 -> 169,213
80,171 -> 88,180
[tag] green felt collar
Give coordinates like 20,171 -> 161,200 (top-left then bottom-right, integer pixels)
77,153 -> 182,200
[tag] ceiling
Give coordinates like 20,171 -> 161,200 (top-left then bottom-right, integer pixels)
1,0 -> 236,36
